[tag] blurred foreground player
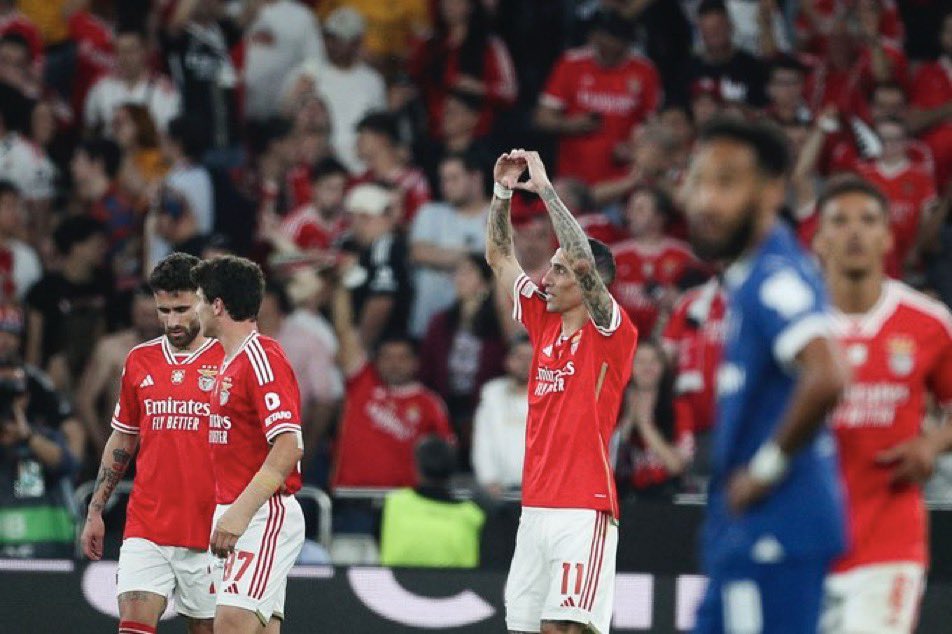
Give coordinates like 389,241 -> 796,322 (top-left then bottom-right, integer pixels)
81,253 -> 223,634
684,119 -> 848,634
814,177 -> 952,634
192,256 -> 305,633
487,150 -> 637,634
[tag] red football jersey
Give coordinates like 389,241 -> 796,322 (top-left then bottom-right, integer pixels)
661,282 -> 726,435
351,166 -> 432,225
514,273 -> 638,518
830,281 -> 952,572
111,336 -> 222,549
280,204 -> 349,251
540,47 -> 661,185
610,238 -> 697,335
855,160 -> 937,278
911,59 -> 952,188
208,332 -> 303,504
332,363 -> 454,489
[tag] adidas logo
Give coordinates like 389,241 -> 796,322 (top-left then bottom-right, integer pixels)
560,596 -> 576,608
542,344 -> 553,357
139,375 -> 155,388
225,583 -> 239,594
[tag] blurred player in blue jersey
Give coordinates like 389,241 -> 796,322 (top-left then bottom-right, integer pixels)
684,118 -> 849,634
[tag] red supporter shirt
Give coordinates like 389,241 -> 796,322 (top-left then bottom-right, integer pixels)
911,58 -> 952,188
514,273 -> 638,518
279,204 -> 349,251
830,281 -> 952,572
541,47 -> 660,185
351,167 -> 432,225
855,159 -> 937,278
332,363 -> 454,488
796,0 -> 903,54
68,11 -> 114,118
0,11 -> 43,68
111,336 -> 222,549
577,213 -> 628,246
610,238 -> 697,335
208,332 -> 303,504
661,282 -> 726,435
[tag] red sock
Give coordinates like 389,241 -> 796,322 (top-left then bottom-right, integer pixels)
118,621 -> 156,634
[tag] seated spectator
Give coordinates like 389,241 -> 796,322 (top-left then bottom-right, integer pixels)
0,83 -> 55,214
339,183 -> 412,346
0,32 -> 40,99
113,103 -> 169,211
612,339 -> 688,500
534,8 -> 660,186
909,10 -> 952,190
267,157 -> 350,257
353,111 -> 432,223
379,435 -> 484,568
611,187 -> 699,336
417,89 -> 495,194
409,0 -> 517,140
84,27 -> 181,136
419,253 -> 505,449
471,334 -> 531,496
765,55 -> 812,127
681,0 -> 768,109
0,181 -> 41,301
25,216 -> 111,392
330,272 -> 454,490
409,151 -> 488,337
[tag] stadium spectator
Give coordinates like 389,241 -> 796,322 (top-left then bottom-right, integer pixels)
765,55 -> 811,127
282,7 -> 386,174
330,270 -> 454,490
0,83 -> 55,210
409,151 -> 488,337
909,10 -> 952,190
471,333 -> 531,496
83,27 -> 181,136
417,89 -> 495,194
0,32 -> 39,99
0,3 -> 43,74
0,181 -> 41,301
590,123 -> 679,209
353,111 -> 432,223
723,0 -> 790,57
796,0 -> 904,55
24,216 -> 111,392
267,157 -> 350,257
113,103 -> 168,211
535,8 -> 660,185
242,0 -> 324,122
380,435 -> 485,568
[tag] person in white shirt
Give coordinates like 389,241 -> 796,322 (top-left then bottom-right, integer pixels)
244,0 -> 324,121
471,334 -> 532,496
0,181 -> 41,301
281,6 -> 386,174
84,28 -> 182,135
0,83 -> 55,207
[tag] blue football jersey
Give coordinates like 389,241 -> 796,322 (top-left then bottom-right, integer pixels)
702,223 -> 846,568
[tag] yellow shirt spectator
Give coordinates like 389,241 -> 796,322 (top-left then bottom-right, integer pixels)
17,0 -> 69,44
316,0 -> 430,65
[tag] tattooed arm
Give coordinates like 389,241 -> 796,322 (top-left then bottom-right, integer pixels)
485,153 -> 527,299
513,150 -> 615,329
81,430 -> 137,560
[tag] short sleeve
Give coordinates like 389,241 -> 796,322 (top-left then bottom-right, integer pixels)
539,55 -> 571,110
111,357 -> 141,434
246,340 -> 303,445
409,204 -> 441,243
424,394 -> 455,442
591,296 -> 625,338
512,274 -> 548,338
927,329 -> 952,408
755,267 -> 832,368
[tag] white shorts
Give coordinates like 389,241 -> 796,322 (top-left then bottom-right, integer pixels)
116,537 -> 216,619
505,507 -> 618,634
820,561 -> 925,634
211,494 -> 305,626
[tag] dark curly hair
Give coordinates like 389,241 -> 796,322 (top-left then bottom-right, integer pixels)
149,252 -> 201,294
190,256 -> 265,322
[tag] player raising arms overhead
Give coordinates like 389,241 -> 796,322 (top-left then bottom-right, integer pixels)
487,149 -> 638,634
191,256 -> 305,634
813,177 -> 952,634
81,252 -> 223,634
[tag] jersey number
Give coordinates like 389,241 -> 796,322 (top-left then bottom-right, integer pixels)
264,392 -> 281,411
560,562 -> 585,596
223,550 -> 254,583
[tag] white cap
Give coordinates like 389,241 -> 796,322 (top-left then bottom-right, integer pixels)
345,183 -> 392,216
324,7 -> 366,41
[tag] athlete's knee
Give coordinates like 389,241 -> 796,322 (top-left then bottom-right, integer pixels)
214,606 -> 262,634
186,617 -> 215,634
117,590 -> 165,626
540,620 -> 588,633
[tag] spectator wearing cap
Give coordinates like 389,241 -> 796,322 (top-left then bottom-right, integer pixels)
339,183 -> 412,346
535,7 -> 661,186
680,0 -> 768,109
408,0 -> 517,140
25,216 -> 111,392
0,181 -> 40,302
379,435 -> 484,568
281,6 -> 386,174
352,111 -> 431,223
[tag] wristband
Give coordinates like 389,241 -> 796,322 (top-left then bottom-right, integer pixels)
748,441 -> 789,485
493,182 -> 513,200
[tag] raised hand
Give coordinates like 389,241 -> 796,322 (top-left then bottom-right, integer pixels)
493,152 -> 527,189
509,149 -> 552,195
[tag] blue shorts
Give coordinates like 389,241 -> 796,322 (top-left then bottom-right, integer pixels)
693,557 -> 828,634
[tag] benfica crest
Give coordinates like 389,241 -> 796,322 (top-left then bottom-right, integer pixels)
886,336 -> 915,377
220,376 -> 233,405
198,367 -> 218,392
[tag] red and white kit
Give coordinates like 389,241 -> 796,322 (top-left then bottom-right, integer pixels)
821,281 -> 952,634
505,274 -> 638,634
111,336 -> 222,618
207,332 -> 305,624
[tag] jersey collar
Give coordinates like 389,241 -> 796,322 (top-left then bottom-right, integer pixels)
161,335 -> 216,365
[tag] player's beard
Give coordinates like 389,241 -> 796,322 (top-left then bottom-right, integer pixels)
689,203 -> 757,264
166,319 -> 201,350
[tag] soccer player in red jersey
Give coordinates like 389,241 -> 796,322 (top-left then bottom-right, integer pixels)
191,256 -> 305,634
487,150 -> 638,634
813,177 -> 952,634
81,253 -> 223,634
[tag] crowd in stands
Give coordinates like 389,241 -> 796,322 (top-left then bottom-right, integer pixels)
0,0 -> 951,561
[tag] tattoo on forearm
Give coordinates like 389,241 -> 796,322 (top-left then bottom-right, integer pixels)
540,185 -> 614,327
87,447 -> 131,517
487,195 -> 514,259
